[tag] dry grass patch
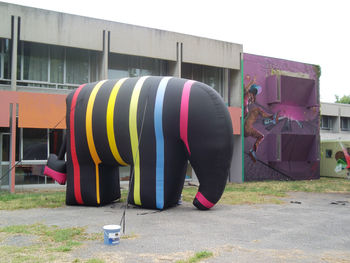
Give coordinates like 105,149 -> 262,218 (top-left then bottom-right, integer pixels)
0,223 -> 102,263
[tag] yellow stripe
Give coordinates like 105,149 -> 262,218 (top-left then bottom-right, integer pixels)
106,78 -> 128,166
129,76 -> 149,206
86,80 -> 106,204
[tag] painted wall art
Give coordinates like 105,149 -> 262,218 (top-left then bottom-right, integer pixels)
243,54 -> 320,181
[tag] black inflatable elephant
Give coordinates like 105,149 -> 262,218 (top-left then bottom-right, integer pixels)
44,76 -> 233,210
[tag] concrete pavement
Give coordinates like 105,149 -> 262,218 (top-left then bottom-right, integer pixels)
1,192 -> 350,262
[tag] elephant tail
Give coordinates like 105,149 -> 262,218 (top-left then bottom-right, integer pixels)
43,134 -> 67,185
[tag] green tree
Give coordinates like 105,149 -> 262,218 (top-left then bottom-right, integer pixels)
335,95 -> 350,104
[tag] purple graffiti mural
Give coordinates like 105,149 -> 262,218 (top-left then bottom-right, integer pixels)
243,54 -> 320,181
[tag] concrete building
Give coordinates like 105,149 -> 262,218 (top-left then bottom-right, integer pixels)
320,102 -> 350,177
243,54 -> 320,181
0,2 -> 243,191
320,102 -> 350,141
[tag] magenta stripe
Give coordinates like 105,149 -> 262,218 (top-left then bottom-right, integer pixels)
44,166 -> 67,185
195,192 -> 215,209
180,80 -> 195,155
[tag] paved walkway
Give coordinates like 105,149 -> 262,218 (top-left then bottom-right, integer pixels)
1,192 -> 350,262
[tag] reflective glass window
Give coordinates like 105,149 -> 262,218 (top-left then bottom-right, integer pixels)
66,48 -> 89,84
22,128 -> 48,161
23,42 -> 49,82
108,53 -> 167,79
15,164 -> 51,185
50,46 -> 64,84
182,63 -> 224,96
0,39 -> 9,79
0,39 -> 2,78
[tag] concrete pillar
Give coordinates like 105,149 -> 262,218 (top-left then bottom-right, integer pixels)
9,103 -> 17,193
169,42 -> 182,77
101,30 -> 109,79
223,68 -> 229,105
11,16 -> 18,91
228,55 -> 243,183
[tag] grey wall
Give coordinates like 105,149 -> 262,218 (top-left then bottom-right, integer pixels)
109,24 -> 177,61
0,2 -> 242,70
0,3 -> 11,38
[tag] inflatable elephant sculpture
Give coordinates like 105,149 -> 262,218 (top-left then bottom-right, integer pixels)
44,76 -> 233,210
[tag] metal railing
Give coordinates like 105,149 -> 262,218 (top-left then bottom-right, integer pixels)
0,78 -> 80,90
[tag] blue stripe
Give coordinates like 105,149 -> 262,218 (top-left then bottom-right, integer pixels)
154,77 -> 171,209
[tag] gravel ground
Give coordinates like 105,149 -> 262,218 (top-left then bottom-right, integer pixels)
1,192 -> 350,262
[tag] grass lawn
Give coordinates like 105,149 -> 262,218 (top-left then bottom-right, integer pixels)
0,223 -> 102,263
1,177 -> 350,210
183,177 -> 350,205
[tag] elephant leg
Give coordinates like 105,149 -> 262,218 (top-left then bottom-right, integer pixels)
163,145 -> 188,209
66,161 -> 120,206
98,164 -> 121,205
127,163 -> 187,210
66,161 -> 95,205
126,138 -> 188,210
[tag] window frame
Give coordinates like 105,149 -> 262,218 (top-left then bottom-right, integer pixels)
0,38 -> 10,81
320,115 -> 332,130
17,41 -> 96,89
181,62 -> 224,96
325,149 -> 332,158
108,53 -> 168,79
341,117 -> 350,131
20,128 -> 49,164
0,39 -> 3,79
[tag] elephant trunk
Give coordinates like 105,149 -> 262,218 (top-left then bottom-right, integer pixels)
184,81 -> 233,210
192,166 -> 230,210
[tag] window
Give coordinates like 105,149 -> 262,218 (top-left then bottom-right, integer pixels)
341,117 -> 350,131
22,128 -> 48,161
108,53 -> 167,79
17,42 -> 99,89
0,38 -> 10,80
22,42 -> 49,82
50,46 -> 65,84
321,116 -> 332,130
15,164 -> 48,185
66,48 -> 89,84
49,129 -> 64,156
182,63 -> 224,96
14,128 -> 64,185
325,149 -> 332,158
0,39 -> 2,79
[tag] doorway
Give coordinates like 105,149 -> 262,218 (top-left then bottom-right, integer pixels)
0,133 -> 10,187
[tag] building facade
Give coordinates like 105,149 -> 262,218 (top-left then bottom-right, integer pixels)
320,102 -> 350,177
243,54 -> 320,181
0,2 -> 243,191
320,102 -> 350,141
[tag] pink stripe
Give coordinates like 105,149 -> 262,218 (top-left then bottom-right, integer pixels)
44,166 -> 67,185
180,80 -> 195,155
195,192 -> 215,209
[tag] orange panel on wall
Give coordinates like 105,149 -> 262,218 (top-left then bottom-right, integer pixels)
18,92 -> 67,129
0,91 -> 19,127
228,106 -> 241,135
0,101 -> 10,127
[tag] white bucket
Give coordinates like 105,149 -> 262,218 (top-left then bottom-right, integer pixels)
103,225 -> 121,245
